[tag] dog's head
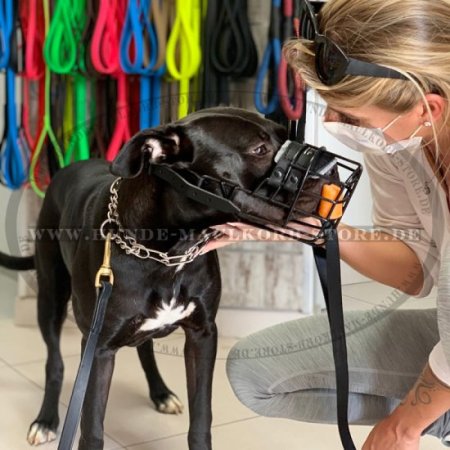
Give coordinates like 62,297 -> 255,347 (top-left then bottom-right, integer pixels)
111,107 -> 287,187
110,107 -> 333,227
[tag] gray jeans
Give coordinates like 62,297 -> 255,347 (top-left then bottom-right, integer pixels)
226,308 -> 450,445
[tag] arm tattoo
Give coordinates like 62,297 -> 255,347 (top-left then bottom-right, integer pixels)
400,364 -> 450,407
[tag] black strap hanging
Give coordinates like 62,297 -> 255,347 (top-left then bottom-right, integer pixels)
57,281 -> 113,450
313,228 -> 357,450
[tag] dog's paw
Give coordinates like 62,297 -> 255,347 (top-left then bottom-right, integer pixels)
156,393 -> 184,415
27,422 -> 57,446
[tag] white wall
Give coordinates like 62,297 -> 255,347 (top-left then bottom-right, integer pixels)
0,185 -> 11,252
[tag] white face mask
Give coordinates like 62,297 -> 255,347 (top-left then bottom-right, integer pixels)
322,115 -> 425,155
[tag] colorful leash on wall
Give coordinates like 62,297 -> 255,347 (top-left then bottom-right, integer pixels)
278,0 -> 304,121
20,0 -> 45,152
0,0 -> 29,189
44,0 -> 90,164
255,0 -> 282,115
91,0 -> 131,161
82,0 -> 115,159
20,0 -> 49,193
166,0 -> 202,119
120,0 -> 164,130
1,0 -> 310,195
29,0 -> 65,198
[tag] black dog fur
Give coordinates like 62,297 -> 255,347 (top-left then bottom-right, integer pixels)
0,107 -> 291,450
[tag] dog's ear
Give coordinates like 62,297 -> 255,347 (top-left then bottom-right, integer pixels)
110,126 -> 192,178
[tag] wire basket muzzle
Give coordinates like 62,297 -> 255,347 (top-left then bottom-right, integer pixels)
229,141 -> 363,245
149,140 -> 363,247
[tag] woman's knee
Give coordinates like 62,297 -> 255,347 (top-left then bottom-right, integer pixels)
226,339 -> 276,415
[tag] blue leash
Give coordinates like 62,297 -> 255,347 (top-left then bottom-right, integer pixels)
254,0 -> 282,115
0,0 -> 12,67
120,0 -> 163,129
0,0 -> 28,189
120,0 -> 157,74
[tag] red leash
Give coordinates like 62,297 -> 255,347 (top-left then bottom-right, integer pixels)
19,0 -> 46,187
278,0 -> 304,121
91,0 -> 131,161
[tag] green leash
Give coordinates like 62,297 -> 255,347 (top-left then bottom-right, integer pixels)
29,0 -> 65,198
43,0 -> 90,163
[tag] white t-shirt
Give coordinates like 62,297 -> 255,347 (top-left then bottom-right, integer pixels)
363,146 -> 450,384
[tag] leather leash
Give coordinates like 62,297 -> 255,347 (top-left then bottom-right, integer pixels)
58,234 -> 114,450
313,228 -> 357,450
255,0 -> 282,115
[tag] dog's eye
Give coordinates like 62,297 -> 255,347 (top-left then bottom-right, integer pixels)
251,145 -> 269,156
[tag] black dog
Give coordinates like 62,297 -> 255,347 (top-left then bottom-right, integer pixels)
0,107 -> 293,450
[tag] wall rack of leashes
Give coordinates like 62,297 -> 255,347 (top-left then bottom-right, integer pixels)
0,0 -> 311,196
1,1 -> 360,449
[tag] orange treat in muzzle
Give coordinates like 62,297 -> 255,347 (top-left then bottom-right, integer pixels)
318,184 -> 344,219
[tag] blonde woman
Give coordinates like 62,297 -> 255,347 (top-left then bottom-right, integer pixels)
201,0 -> 450,448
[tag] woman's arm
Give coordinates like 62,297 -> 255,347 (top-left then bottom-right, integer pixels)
337,223 -> 424,296
400,362 -> 450,435
202,221 -> 425,297
382,362 -> 450,439
202,221 -> 425,296
362,362 -> 450,448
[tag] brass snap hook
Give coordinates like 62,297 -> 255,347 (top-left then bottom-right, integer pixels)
95,232 -> 114,287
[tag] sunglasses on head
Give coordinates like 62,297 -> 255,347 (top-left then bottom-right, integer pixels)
298,0 -> 409,86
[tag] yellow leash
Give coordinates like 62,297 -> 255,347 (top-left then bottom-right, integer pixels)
166,0 -> 202,118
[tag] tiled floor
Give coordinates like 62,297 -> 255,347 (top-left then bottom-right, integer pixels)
0,270 -> 444,449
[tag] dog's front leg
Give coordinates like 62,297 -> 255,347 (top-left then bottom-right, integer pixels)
78,342 -> 116,450
184,324 -> 218,450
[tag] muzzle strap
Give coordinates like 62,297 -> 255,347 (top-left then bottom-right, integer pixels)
313,228 -> 356,450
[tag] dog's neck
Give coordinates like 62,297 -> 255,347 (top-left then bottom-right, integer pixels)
114,174 -> 229,251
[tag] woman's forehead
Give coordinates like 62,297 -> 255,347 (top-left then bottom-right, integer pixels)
326,103 -> 391,120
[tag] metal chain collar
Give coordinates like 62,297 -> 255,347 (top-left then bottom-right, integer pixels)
100,178 -> 222,267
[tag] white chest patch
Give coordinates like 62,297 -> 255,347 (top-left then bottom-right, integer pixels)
139,297 -> 196,332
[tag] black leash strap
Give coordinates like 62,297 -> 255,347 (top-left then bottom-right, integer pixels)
57,280 -> 113,450
313,228 -> 356,450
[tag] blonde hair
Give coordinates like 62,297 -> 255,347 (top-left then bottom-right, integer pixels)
284,0 -> 450,166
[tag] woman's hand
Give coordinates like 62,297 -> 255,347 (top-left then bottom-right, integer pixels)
362,415 -> 421,450
200,218 -> 323,255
